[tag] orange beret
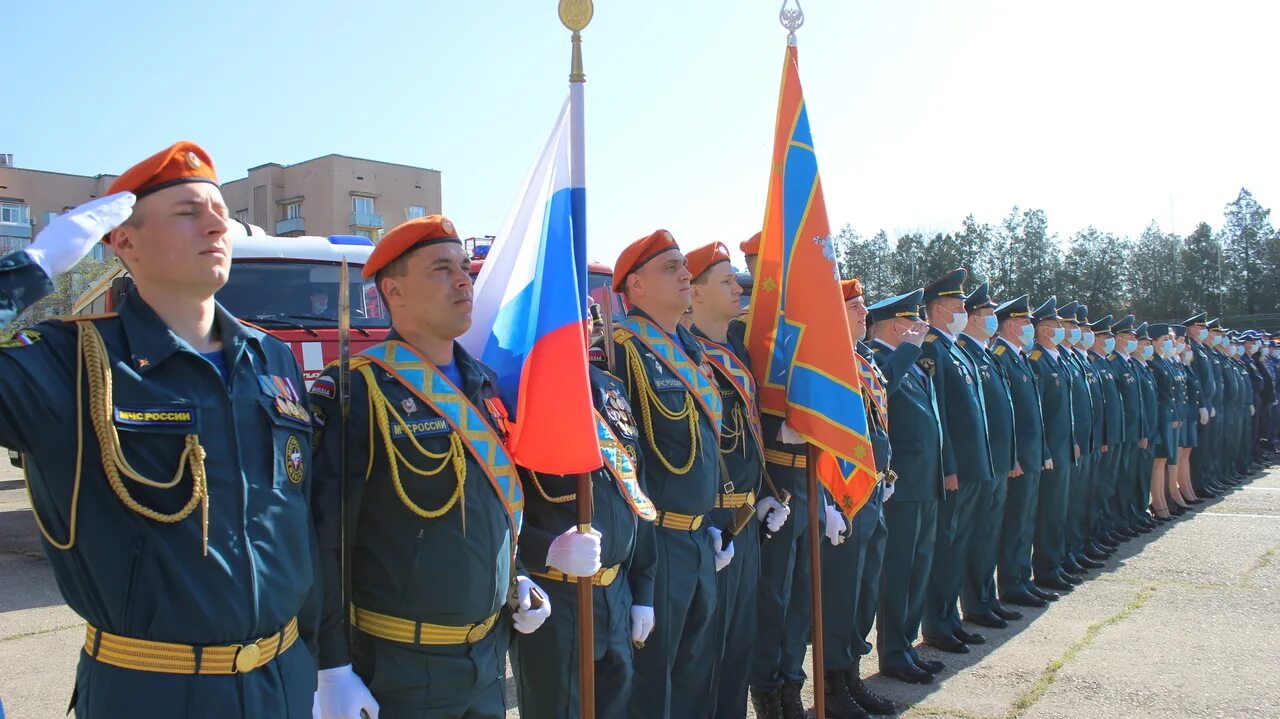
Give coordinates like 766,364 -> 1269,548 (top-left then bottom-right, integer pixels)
107,141 -> 218,199
841,278 -> 864,301
362,215 -> 462,278
686,241 -> 732,281
740,232 -> 761,256
613,229 -> 679,292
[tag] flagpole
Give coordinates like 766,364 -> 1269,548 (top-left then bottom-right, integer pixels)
777,5 -> 827,716
560,2 -> 596,718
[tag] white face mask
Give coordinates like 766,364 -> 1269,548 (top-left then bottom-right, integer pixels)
946,311 -> 968,336
1068,327 -> 1082,345
1159,339 -> 1174,356
1103,337 -> 1116,355
981,314 -> 998,339
1195,328 -> 1209,342
1125,339 -> 1138,354
1050,327 -> 1065,346
1019,324 -> 1035,348
1141,345 -> 1154,360
1083,330 -> 1095,348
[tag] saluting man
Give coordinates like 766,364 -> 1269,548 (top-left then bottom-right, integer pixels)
955,282 -> 1023,631
866,290 -> 945,685
0,142 -> 319,718
610,230 -> 731,719
684,241 -> 785,719
918,268 -> 995,654
311,215 -> 551,719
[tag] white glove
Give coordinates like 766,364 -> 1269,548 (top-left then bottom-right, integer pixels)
778,421 -> 805,444
707,526 -> 735,572
512,576 -> 552,634
630,605 -> 655,645
824,502 -> 847,546
882,480 -> 896,503
1199,408 -> 1210,425
756,496 -> 790,533
1211,408 -> 1217,418
24,192 -> 135,277
316,664 -> 379,719
546,526 -> 602,577
1250,405 -> 1256,416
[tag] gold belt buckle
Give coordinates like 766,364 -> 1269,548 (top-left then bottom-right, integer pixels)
465,621 -> 488,644
233,642 -> 262,673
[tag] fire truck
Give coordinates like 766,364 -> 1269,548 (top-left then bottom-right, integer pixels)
72,230 -> 391,387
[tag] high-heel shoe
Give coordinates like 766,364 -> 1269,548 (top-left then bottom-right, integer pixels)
1169,504 -> 1187,517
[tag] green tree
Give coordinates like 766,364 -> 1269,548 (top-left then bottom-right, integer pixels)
1221,188 -> 1275,314
890,232 -> 927,293
1180,222 -> 1223,316
3,257 -> 115,336
835,225 -> 894,300
997,207 -> 1060,302
921,232 -> 964,284
954,215 -> 996,288
1127,222 -> 1185,321
1059,227 -> 1131,318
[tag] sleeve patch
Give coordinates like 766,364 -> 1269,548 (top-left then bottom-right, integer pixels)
310,376 -> 337,400
0,329 -> 41,348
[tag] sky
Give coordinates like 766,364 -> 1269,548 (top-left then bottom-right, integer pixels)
6,0 -> 1279,268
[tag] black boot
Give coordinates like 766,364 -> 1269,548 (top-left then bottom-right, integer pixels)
780,679 -> 808,719
847,660 -> 898,715
823,670 -> 870,719
750,686 -> 785,719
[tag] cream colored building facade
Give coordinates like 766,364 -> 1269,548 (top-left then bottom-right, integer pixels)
0,152 -> 442,254
219,154 -> 442,240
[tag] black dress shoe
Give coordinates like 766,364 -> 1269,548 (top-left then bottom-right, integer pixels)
1034,586 -> 1061,601
964,611 -> 1008,629
993,604 -> 1024,621
846,668 -> 898,716
1078,556 -> 1106,570
1187,498 -> 1204,505
1117,527 -> 1139,539
1131,523 -> 1153,535
880,664 -> 934,684
953,628 -> 986,645
1002,590 -> 1047,608
924,634 -> 970,653
910,654 -> 945,674
1169,504 -> 1188,516
1058,571 -> 1084,586
1035,575 -> 1073,592
1099,536 -> 1121,549
1063,558 -> 1088,575
1085,546 -> 1111,561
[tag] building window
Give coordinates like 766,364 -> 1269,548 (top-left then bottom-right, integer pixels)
353,196 -> 375,215
407,205 -> 426,220
235,209 -> 250,223
285,202 -> 302,220
0,202 -> 29,225
354,228 -> 373,240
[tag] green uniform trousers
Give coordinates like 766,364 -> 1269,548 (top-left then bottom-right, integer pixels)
822,488 -> 886,671
924,480 -> 979,640
512,573 -> 635,719
691,511 -> 760,719
998,469 -> 1041,595
750,464 -> 813,690
1066,452 -> 1095,558
1032,461 -> 1072,579
878,499 -> 938,670
631,526 -> 717,719
962,473 -> 1007,616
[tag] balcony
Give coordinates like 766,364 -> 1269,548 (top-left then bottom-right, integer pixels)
349,211 -> 384,228
0,223 -> 32,240
275,217 -> 306,235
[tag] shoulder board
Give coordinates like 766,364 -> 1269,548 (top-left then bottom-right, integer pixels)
612,327 -> 634,343
59,312 -> 119,323
349,356 -> 374,370
993,344 -> 1007,356
1029,349 -> 1042,360
925,334 -> 938,343
956,336 -> 968,347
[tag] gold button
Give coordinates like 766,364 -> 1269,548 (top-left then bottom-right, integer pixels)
466,623 -> 488,644
185,151 -> 202,170
234,643 -> 262,673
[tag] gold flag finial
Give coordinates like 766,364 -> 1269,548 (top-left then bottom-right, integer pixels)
779,0 -> 804,46
559,0 -> 594,82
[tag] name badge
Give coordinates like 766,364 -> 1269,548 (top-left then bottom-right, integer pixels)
114,406 -> 196,428
391,418 -> 450,438
653,377 -> 685,392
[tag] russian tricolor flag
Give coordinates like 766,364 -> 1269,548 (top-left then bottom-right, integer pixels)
460,88 -> 601,474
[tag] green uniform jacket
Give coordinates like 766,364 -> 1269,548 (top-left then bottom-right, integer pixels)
921,329 -> 994,482
1076,349 -> 1106,452
991,339 -> 1046,471
1027,345 -> 1074,466
1108,353 -> 1141,443
1061,350 -> 1093,455
1089,351 -> 1124,449
869,340 -> 942,503
1136,360 -> 1158,444
310,335 -> 516,669
956,334 -> 1017,477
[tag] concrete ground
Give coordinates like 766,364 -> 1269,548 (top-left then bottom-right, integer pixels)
1,463 -> 1277,718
